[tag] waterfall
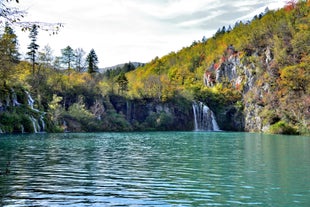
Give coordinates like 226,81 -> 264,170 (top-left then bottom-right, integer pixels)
29,116 -> 39,133
192,101 -> 220,131
6,95 -> 10,106
25,91 -> 46,133
25,91 -> 35,109
39,114 -> 45,131
21,125 -> 25,133
192,104 -> 199,131
0,127 -> 3,134
29,116 -> 43,133
28,115 -> 46,133
63,120 -> 69,132
126,101 -> 132,121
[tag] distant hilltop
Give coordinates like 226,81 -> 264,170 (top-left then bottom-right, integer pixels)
99,62 -> 145,73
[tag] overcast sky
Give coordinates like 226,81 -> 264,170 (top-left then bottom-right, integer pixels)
15,0 -> 287,67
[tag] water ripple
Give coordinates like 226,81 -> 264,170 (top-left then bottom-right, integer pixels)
1,132 -> 310,206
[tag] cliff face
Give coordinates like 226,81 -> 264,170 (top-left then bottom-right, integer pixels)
205,46 -> 270,132
109,95 -> 194,131
204,45 -> 309,134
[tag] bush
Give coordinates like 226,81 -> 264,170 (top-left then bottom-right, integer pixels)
268,121 -> 298,135
144,112 -> 174,131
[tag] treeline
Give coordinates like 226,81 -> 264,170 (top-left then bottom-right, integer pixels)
0,0 -> 309,134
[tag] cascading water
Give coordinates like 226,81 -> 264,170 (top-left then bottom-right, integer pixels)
39,114 -> 45,131
0,127 -> 3,133
63,120 -> 69,132
192,101 -> 220,131
29,116 -> 42,133
25,91 -> 35,110
25,91 -> 46,133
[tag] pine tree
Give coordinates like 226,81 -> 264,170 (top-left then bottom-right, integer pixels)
61,46 -> 75,70
27,24 -> 39,74
86,49 -> 99,74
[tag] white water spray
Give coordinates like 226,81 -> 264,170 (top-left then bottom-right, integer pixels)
192,101 -> 220,131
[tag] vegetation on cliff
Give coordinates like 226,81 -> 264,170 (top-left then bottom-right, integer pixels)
0,0 -> 309,134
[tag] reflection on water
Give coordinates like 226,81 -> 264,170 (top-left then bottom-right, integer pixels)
0,132 -> 309,206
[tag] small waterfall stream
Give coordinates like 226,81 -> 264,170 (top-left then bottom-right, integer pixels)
25,91 -> 35,110
25,91 -> 46,133
29,116 -> 39,133
39,114 -> 45,131
1,89 -> 47,133
192,101 -> 220,131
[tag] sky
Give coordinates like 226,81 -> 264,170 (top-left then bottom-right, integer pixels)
14,0 -> 287,68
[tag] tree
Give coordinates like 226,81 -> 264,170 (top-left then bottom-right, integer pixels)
27,24 -> 39,74
38,44 -> 54,69
0,0 -> 25,28
74,48 -> 86,72
0,22 -> 20,85
116,72 -> 128,94
1,0 -> 63,34
0,22 -> 19,63
61,46 -> 75,70
86,49 -> 99,74
53,56 -> 61,70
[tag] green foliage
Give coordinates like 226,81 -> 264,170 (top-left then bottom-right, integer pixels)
0,107 -> 40,133
86,49 -> 99,74
61,46 -> 75,69
0,23 -> 20,85
115,72 -> 128,95
27,24 -> 39,74
66,96 -> 94,121
144,112 -> 174,131
268,121 -> 298,135
279,63 -> 309,93
48,94 -> 63,124
101,110 -> 132,131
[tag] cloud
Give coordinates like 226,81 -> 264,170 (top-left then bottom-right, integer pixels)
15,0 -> 287,67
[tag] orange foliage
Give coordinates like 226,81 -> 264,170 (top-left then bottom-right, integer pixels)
284,0 -> 297,11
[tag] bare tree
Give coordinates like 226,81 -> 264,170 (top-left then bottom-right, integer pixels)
0,0 -> 63,34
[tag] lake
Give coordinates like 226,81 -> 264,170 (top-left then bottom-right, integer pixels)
0,132 -> 309,206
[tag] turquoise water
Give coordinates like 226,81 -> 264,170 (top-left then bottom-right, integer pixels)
0,132 -> 309,206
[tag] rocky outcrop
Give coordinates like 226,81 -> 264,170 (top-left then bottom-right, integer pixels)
204,45 -> 277,132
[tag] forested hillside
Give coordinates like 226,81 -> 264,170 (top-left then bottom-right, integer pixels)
0,1 -> 309,134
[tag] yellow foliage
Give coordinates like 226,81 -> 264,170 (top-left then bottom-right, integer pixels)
11,61 -> 32,86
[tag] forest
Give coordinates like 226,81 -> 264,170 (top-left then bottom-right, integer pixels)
0,0 -> 309,134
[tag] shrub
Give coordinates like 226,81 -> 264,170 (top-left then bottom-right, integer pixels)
268,121 -> 298,135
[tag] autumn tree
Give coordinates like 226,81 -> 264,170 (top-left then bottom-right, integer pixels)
0,22 -> 19,63
0,22 -> 20,85
86,49 -> 99,74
